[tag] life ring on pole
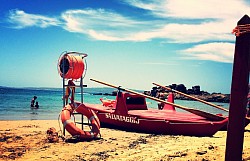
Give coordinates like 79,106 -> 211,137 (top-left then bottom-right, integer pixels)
58,54 -> 84,79
61,104 -> 100,139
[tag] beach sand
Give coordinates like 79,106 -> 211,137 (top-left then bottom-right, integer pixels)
0,120 -> 250,161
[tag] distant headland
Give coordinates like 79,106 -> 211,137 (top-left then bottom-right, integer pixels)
90,84 -> 232,103
144,84 -> 230,103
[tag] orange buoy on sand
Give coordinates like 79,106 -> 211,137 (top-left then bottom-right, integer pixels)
58,54 -> 84,79
61,103 -> 100,139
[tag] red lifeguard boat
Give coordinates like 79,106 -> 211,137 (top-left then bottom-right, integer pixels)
83,79 -> 229,137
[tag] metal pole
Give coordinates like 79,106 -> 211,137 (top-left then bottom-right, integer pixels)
80,76 -> 83,103
80,56 -> 84,130
225,15 -> 250,161
62,53 -> 66,136
81,76 -> 84,130
62,64 -> 65,107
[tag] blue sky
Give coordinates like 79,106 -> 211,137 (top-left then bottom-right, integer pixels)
0,0 -> 249,94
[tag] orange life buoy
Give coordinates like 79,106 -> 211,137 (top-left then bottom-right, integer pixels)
61,104 -> 100,139
58,54 -> 84,79
100,98 -> 116,107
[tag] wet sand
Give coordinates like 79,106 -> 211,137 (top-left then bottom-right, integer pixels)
0,120 -> 250,161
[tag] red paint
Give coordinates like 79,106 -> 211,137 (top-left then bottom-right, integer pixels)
162,92 -> 176,111
83,91 -> 228,136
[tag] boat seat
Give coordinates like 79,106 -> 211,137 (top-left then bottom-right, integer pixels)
126,96 -> 148,110
127,105 -> 148,110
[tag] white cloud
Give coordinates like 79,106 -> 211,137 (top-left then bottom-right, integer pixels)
60,0 -> 250,43
61,9 -> 152,41
5,1 -> 250,63
7,9 -> 60,29
126,0 -> 250,20
179,42 -> 235,63
121,0 -> 250,43
156,21 -> 235,43
7,1 -> 250,42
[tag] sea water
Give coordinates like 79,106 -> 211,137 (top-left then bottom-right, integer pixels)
0,86 -> 229,120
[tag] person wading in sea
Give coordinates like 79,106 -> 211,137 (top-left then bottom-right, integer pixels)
30,96 -> 37,108
35,101 -> 39,108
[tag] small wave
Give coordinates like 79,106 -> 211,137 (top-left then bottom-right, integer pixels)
75,92 -> 89,95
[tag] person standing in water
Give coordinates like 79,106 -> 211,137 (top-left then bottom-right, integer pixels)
35,101 -> 39,108
30,96 -> 37,108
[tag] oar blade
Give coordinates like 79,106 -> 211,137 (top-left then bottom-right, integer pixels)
186,108 -> 225,121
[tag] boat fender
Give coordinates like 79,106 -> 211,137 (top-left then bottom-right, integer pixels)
100,98 -> 116,107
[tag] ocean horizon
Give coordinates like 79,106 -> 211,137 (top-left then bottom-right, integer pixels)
0,86 -> 229,121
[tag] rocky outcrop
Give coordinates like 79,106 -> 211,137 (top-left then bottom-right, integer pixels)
147,84 -> 230,103
174,93 -> 230,103
90,84 -> 231,103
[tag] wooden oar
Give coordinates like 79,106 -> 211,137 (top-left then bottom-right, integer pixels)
152,82 -> 229,112
90,78 -> 226,121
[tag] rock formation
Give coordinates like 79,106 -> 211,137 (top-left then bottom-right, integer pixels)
146,84 -> 230,103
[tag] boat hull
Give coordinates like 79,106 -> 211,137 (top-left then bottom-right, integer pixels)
85,103 -> 228,137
